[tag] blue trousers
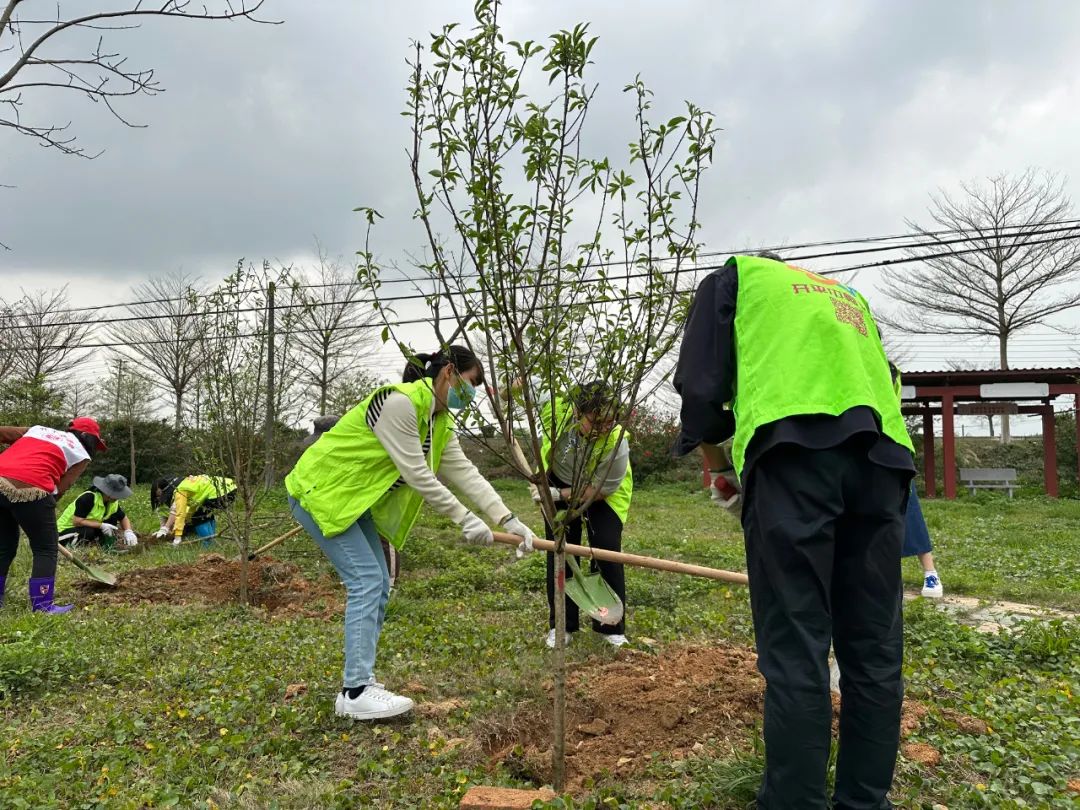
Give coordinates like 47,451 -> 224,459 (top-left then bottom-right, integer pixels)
289,497 -> 389,688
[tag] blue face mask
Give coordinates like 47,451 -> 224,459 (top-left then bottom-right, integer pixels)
447,377 -> 476,410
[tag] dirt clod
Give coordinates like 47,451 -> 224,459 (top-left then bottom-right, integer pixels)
902,742 -> 942,767
459,785 -> 557,810
941,708 -> 989,735
1067,779 -> 1080,794
900,702 -> 929,736
416,698 -> 468,719
576,718 -> 609,736
283,683 -> 307,701
71,554 -> 342,617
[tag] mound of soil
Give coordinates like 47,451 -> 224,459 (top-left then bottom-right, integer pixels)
487,645 -> 765,790
487,644 -> 941,792
72,554 -> 342,617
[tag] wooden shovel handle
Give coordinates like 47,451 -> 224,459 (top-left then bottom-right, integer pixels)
492,531 -> 749,585
509,437 -> 540,500
248,525 -> 304,560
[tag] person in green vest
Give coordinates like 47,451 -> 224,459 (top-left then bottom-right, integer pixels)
150,475 -> 237,544
673,253 -> 914,810
57,473 -> 138,549
501,377 -> 633,648
285,344 -> 538,721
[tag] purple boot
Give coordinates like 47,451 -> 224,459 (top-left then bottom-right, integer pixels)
29,577 -> 73,614
0,575 -> 6,608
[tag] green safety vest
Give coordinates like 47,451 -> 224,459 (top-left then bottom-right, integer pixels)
57,490 -> 119,534
730,255 -> 914,476
177,475 -> 237,511
539,395 -> 633,524
285,378 -> 453,546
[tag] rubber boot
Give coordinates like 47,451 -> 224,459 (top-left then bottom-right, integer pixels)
0,575 -> 6,608
28,577 -> 74,614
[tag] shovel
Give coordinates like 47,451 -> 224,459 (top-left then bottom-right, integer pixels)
507,438 -> 624,626
58,543 -> 117,586
563,551 -> 624,626
492,532 -> 749,585
247,525 -> 304,561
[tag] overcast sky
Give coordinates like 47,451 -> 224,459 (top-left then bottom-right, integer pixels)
3,1 -> 1080,430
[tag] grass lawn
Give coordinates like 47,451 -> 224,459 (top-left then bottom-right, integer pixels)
0,482 -> 1077,808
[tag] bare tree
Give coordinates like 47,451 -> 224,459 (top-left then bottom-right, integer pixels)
0,1 -> 273,159
0,297 -> 19,380
7,287 -> 91,380
108,273 -> 206,429
194,260 -> 281,603
292,246 -> 379,415
882,170 -> 1080,441
95,354 -> 157,483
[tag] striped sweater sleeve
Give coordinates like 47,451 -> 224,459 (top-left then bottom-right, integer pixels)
369,391 -> 470,524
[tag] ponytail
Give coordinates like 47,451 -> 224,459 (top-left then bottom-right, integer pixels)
401,344 -> 484,384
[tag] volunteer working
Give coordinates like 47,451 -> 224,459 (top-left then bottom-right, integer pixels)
57,473 -> 139,549
0,418 -> 107,613
285,345 -> 538,721
151,474 -> 237,544
673,254 -> 914,810
504,378 -> 633,648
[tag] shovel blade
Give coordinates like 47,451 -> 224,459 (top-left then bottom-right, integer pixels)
59,544 -> 117,586
565,555 -> 623,626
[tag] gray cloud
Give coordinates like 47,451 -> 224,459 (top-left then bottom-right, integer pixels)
3,0 -> 1080,379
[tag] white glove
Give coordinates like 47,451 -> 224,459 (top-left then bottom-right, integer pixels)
123,529 -> 138,547
709,469 -> 741,512
531,485 -> 563,504
99,522 -> 117,537
153,526 -> 169,539
502,514 -> 538,558
458,512 -> 493,546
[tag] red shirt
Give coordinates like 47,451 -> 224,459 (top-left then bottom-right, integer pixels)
0,426 -> 91,494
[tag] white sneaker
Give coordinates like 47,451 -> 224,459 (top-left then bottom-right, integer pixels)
334,686 -> 413,720
545,629 -> 574,649
172,538 -> 182,546
921,573 -> 944,598
604,634 -> 629,648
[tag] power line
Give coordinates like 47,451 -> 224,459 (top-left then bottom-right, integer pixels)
4,217 -> 1079,322
7,220 -> 1080,334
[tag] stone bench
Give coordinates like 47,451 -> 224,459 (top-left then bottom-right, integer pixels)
957,467 -> 1018,498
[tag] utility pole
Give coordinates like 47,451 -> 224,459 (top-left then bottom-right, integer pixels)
115,359 -> 123,420
264,280 -> 276,490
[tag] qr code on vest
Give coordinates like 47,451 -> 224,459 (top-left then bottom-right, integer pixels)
832,298 -> 868,336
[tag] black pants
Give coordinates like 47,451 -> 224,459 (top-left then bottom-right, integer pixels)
60,515 -> 122,548
741,437 -> 910,810
544,474 -> 626,636
0,491 -> 61,579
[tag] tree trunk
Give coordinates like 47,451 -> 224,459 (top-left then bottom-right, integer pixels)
999,333 -> 1011,444
129,420 -> 136,485
986,414 -> 995,438
552,535 -> 567,793
319,355 -> 329,415
238,513 -> 249,605
174,390 -> 183,431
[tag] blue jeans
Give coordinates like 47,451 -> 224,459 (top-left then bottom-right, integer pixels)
289,497 -> 389,688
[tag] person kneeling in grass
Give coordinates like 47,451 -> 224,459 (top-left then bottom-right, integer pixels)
285,344 -> 538,721
150,474 -> 237,544
57,473 -> 139,550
